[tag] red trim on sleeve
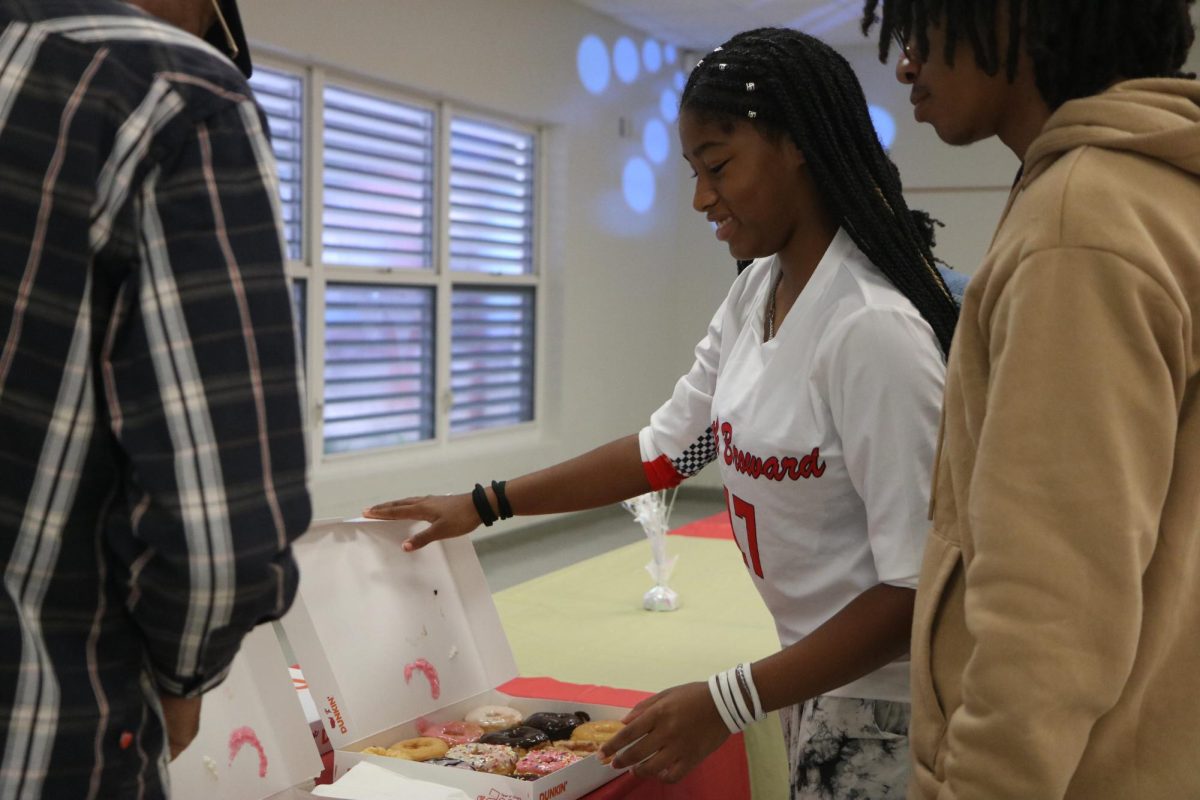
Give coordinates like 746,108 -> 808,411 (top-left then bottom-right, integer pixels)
642,454 -> 683,491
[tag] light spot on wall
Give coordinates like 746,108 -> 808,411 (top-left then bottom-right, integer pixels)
614,37 -> 640,84
868,104 -> 897,150
664,44 -> 677,65
643,119 -> 669,164
659,89 -> 679,123
673,70 -> 686,93
623,157 -> 655,213
642,39 -> 662,73
577,35 -> 611,95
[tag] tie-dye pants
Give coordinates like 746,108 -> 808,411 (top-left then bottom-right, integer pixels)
781,695 -> 911,799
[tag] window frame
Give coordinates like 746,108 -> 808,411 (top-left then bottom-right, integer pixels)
252,53 -> 547,469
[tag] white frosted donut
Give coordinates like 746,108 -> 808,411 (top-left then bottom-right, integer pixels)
465,704 -> 523,733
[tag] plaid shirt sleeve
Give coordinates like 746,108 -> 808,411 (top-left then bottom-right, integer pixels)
104,96 -> 311,698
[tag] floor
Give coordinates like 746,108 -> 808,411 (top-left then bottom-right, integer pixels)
474,488 -> 727,592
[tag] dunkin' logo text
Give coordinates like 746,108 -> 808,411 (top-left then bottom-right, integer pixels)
715,420 -> 825,481
475,781 -> 567,800
325,696 -> 348,735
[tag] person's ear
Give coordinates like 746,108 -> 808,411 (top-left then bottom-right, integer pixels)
782,139 -> 806,169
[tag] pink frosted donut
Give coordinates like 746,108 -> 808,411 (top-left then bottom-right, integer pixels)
420,720 -> 484,746
464,704 -> 523,733
445,742 -> 518,775
515,748 -> 580,779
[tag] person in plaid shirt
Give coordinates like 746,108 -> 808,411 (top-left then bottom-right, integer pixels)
0,1 -> 310,796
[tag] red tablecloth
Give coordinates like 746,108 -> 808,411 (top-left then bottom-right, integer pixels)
316,675 -> 751,799
669,512 -> 733,541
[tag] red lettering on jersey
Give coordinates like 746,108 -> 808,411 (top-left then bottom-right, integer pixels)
713,419 -> 825,482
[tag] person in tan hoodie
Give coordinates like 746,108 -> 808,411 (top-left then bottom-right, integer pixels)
858,1 -> 1200,798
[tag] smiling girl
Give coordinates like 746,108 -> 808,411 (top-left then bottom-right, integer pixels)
366,27 -> 958,799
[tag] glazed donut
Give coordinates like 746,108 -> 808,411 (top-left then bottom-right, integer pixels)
425,757 -> 475,770
384,736 -> 448,762
420,720 -> 484,746
548,739 -> 601,756
445,743 -> 519,775
478,725 -> 549,754
465,704 -> 523,732
571,720 -> 624,744
361,745 -> 415,760
514,748 -> 581,780
524,711 -> 590,741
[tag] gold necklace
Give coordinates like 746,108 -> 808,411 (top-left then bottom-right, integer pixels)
764,271 -> 784,341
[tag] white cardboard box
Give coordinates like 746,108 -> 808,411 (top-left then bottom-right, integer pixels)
166,622 -> 325,800
280,519 -> 629,800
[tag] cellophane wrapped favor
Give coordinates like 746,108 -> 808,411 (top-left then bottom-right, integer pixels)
622,491 -> 680,612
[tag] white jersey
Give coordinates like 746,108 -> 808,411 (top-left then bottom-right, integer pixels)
639,229 -> 945,702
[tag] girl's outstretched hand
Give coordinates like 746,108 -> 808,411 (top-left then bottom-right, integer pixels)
598,681 -> 729,784
362,493 -> 480,551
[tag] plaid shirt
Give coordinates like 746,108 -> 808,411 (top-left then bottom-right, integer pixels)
0,1 -> 311,797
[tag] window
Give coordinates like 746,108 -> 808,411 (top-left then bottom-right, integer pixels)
247,66 -> 304,261
449,118 -> 535,275
249,60 -> 541,459
322,86 -> 435,269
450,287 -> 535,434
323,284 -> 435,453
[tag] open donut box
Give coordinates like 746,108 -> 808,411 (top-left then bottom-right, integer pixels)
167,518 -> 630,800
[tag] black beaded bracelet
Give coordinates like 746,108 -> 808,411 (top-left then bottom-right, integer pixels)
471,483 -> 497,527
491,480 -> 513,520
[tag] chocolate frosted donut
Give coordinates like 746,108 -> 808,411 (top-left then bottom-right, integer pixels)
524,711 -> 590,741
478,725 -> 549,752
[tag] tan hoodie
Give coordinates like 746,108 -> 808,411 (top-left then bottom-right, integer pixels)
910,78 -> 1200,799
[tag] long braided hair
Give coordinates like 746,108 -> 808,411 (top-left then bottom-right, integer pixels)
684,27 -> 959,355
862,0 -> 1197,109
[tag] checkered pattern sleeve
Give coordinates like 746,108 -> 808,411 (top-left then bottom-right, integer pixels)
639,300 -> 726,490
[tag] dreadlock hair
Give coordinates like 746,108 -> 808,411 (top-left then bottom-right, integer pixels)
683,27 -> 959,355
862,0 -> 1197,109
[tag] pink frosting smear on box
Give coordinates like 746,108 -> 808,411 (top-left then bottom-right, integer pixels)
228,726 -> 268,778
404,658 -> 441,699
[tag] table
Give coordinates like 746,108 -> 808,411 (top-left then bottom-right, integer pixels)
493,514 -> 788,799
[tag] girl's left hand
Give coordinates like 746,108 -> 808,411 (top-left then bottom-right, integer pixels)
598,681 -> 730,783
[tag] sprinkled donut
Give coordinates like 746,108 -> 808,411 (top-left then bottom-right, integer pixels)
514,748 -> 581,780
571,720 -> 625,744
465,704 -> 523,733
420,720 -> 484,746
425,756 -> 475,770
385,736 -> 448,762
478,725 -> 549,754
524,711 -> 590,741
445,742 -> 519,775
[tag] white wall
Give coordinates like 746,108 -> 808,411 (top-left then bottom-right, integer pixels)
242,0 -> 690,524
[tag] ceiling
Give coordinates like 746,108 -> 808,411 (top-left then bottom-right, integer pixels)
567,0 -> 878,52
